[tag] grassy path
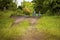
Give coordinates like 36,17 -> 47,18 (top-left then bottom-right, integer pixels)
11,16 -> 39,27
10,16 -> 60,40
0,16 -> 60,40
11,16 -> 49,40
21,18 -> 49,40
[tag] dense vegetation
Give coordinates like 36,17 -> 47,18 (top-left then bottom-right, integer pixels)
33,0 -> 60,15
0,0 -> 17,10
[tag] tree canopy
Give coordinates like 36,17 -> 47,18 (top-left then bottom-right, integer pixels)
33,0 -> 60,15
0,0 -> 17,10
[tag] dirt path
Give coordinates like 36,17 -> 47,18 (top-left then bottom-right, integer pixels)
11,16 -> 50,40
11,16 -> 39,27
21,18 -> 49,40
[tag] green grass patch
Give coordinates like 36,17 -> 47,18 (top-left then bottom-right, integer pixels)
0,18 -> 29,40
0,18 -> 14,28
36,16 -> 60,40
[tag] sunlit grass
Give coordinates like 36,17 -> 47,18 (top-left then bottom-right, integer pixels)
0,18 -> 29,40
36,16 -> 60,40
0,11 -> 60,40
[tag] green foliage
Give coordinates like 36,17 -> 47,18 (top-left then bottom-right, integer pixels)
23,7 -> 32,15
0,10 -> 16,18
12,9 -> 24,16
18,6 -> 23,10
33,0 -> 60,15
0,0 -> 17,10
21,1 -> 34,15
8,3 -> 17,10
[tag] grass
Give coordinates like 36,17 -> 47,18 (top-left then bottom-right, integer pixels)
0,10 -> 14,18
0,10 -> 60,40
0,11 -> 30,40
0,17 -> 29,40
36,16 -> 60,40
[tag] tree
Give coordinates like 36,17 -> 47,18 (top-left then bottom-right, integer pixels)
21,1 -> 34,15
0,0 -> 17,10
18,6 -> 23,10
33,0 -> 60,15
33,0 -> 44,13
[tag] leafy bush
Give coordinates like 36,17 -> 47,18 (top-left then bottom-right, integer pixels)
33,0 -> 60,15
0,10 -> 15,18
23,7 -> 32,15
